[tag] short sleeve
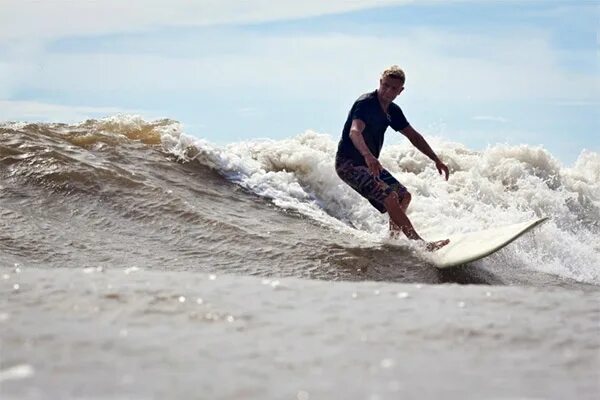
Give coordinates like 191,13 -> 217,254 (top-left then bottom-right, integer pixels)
350,99 -> 369,122
389,104 -> 409,132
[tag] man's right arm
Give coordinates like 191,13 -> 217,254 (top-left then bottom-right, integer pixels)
349,119 -> 382,176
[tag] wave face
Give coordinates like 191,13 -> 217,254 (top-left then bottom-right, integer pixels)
1,115 -> 598,285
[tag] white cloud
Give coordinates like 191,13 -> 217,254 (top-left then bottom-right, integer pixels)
0,0 -> 413,41
0,100 -> 146,122
1,1 -> 597,141
2,29 -> 596,105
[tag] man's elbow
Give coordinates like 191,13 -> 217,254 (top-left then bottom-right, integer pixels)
349,130 -> 362,140
401,127 -> 418,141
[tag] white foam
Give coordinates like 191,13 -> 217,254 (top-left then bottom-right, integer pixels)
160,128 -> 375,239
155,123 -> 599,284
0,364 -> 35,382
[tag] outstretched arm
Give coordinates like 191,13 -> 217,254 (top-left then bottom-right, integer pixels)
401,125 -> 449,180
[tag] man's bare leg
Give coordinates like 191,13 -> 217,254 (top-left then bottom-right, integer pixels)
390,192 -> 411,234
384,192 -> 449,251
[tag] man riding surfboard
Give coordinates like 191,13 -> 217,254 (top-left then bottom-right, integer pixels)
336,65 -> 450,251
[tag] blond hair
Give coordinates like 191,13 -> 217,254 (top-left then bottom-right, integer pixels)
382,65 -> 405,83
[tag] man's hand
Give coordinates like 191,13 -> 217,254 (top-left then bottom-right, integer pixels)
435,159 -> 449,181
365,154 -> 383,177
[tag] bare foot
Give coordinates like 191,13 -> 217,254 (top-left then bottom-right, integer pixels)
426,239 -> 450,252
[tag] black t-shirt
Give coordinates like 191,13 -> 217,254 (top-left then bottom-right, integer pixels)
336,90 -> 409,166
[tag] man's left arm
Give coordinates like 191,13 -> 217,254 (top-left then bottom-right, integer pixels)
401,125 -> 450,180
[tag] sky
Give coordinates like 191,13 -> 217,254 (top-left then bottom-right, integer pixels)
1,0 -> 598,164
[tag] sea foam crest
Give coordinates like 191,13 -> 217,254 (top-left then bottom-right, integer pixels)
157,123 -> 599,284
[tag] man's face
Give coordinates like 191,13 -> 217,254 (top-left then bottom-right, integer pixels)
378,76 -> 404,102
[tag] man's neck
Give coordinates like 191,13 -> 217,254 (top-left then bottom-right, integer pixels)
376,90 -> 391,111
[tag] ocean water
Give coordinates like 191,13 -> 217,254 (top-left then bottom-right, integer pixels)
1,115 -> 599,399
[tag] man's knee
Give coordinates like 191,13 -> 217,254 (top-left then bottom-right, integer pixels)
385,191 -> 411,206
385,191 -> 412,214
383,192 -> 400,209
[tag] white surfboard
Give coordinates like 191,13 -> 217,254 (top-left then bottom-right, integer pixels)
429,217 -> 548,268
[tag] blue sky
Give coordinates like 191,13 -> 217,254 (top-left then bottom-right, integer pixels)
1,0 -> 598,164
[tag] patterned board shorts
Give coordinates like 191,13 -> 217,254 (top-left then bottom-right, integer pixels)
336,157 -> 408,214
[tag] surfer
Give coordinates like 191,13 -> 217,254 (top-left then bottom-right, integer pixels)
336,65 -> 450,251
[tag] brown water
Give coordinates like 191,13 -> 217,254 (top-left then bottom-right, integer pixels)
2,267 -> 599,400
1,117 -> 599,399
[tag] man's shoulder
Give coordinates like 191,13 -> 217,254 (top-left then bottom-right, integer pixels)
389,101 -> 407,117
389,102 -> 409,130
356,90 -> 377,103
389,101 -> 402,111
351,91 -> 378,113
